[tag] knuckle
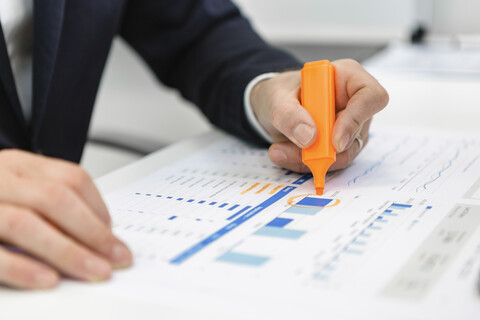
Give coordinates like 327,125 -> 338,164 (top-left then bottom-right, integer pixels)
379,87 -> 390,108
346,110 -> 362,130
352,116 -> 362,130
60,242 -> 85,271
371,83 -> 389,111
68,166 -> 91,189
89,224 -> 114,250
3,207 -> 33,239
340,58 -> 360,68
44,183 -> 69,205
346,58 -> 359,66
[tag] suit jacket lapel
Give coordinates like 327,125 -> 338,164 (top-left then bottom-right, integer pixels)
32,0 -> 66,141
0,23 -> 27,132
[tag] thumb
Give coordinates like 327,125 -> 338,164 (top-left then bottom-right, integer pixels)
270,98 -> 317,148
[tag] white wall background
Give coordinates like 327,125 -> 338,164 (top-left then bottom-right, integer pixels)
431,0 -> 480,34
234,0 -> 480,43
234,0 -> 417,43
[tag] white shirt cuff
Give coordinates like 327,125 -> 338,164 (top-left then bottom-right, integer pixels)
243,72 -> 278,144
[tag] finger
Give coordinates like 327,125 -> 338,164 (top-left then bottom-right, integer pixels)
44,162 -> 111,226
0,204 -> 112,282
330,119 -> 371,171
251,71 -> 317,148
5,151 -> 110,226
269,119 -> 371,172
251,71 -> 318,148
0,246 -> 59,290
331,59 -> 388,152
0,179 -> 132,269
269,97 -> 318,148
268,142 -> 310,173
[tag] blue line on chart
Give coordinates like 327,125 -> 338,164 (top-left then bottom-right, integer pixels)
292,173 -> 313,185
416,148 -> 459,192
348,137 -> 408,186
134,193 -> 239,210
228,204 -> 240,211
170,186 -> 296,265
227,206 -> 252,221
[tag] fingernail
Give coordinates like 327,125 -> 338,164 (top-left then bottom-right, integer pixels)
293,123 -> 315,147
85,258 -> 112,281
337,133 -> 350,152
269,149 -> 287,162
111,244 -> 132,269
34,271 -> 58,289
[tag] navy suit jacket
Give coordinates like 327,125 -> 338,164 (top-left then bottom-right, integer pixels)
0,0 -> 301,163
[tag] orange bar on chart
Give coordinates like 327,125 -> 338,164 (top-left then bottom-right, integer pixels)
269,184 -> 285,194
240,182 -> 261,195
301,60 -> 336,195
255,183 -> 272,194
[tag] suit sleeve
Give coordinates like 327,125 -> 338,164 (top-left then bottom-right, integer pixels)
119,0 -> 302,145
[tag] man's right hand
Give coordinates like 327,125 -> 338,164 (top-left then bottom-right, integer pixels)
0,149 -> 132,289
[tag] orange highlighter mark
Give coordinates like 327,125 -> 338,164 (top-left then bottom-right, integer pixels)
301,60 -> 336,195
287,194 -> 340,208
269,184 -> 285,194
240,182 -> 261,195
255,183 -> 272,194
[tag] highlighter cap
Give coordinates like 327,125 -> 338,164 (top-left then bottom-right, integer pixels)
301,60 -> 336,162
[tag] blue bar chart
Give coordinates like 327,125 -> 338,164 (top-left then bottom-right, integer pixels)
312,202 -> 420,283
217,252 -> 270,266
216,195 -> 338,267
170,186 -> 297,265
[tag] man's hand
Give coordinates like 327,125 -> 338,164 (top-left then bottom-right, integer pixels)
250,59 -> 389,172
0,150 -> 132,289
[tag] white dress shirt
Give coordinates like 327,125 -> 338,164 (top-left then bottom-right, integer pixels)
0,1 -> 273,142
0,0 -> 34,122
243,72 -> 277,143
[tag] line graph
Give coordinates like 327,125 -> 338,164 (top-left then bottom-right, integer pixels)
348,137 -> 408,186
415,148 -> 460,192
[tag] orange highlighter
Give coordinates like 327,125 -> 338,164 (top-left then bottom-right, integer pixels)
301,60 -> 336,195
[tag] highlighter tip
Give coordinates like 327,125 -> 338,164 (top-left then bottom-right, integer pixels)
315,187 -> 324,195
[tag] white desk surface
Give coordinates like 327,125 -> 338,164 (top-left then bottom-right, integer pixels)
0,72 -> 479,320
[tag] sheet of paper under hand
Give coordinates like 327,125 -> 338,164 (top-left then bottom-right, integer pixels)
96,127 -> 480,320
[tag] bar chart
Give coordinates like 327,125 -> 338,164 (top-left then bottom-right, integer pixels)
215,195 -> 339,267
310,201 -> 431,285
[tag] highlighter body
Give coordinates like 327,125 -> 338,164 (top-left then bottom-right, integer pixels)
301,60 -> 336,195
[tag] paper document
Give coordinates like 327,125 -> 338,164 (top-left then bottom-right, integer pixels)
103,128 -> 480,319
363,43 -> 480,76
